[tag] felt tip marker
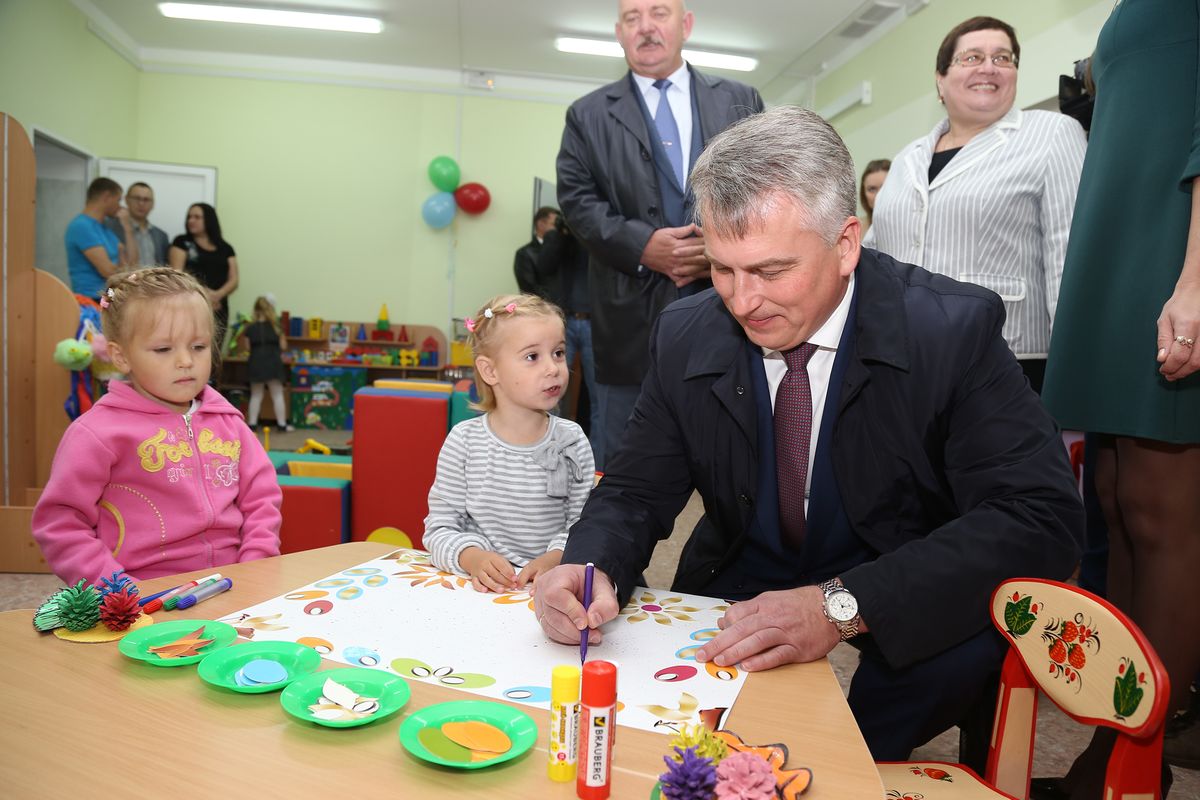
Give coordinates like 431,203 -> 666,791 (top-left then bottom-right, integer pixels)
580,562 -> 594,664
137,585 -> 182,607
161,574 -> 223,611
577,660 -> 617,800
547,664 -> 581,783
141,573 -> 221,614
174,578 -> 233,610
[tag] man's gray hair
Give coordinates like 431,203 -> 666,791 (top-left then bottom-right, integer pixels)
690,105 -> 857,245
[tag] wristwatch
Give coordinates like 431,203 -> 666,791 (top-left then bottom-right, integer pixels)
818,577 -> 861,641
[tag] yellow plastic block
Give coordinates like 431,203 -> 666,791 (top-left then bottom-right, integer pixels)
450,341 -> 473,367
287,461 -> 353,480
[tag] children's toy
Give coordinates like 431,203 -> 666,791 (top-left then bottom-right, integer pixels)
297,438 -> 332,455
371,304 -> 395,341
53,338 -> 92,370
307,317 -> 324,339
99,588 -> 142,632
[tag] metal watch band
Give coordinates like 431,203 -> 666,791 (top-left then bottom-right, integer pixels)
818,577 -> 860,641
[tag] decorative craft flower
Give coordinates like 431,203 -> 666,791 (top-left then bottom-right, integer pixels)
621,591 -> 701,625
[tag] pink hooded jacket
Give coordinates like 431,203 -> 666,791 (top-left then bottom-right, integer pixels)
33,381 -> 282,585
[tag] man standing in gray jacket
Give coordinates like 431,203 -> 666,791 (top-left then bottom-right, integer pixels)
556,0 -> 763,468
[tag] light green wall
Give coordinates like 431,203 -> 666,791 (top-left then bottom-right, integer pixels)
818,0 -> 1112,204
135,73 -> 566,328
0,0 -> 139,157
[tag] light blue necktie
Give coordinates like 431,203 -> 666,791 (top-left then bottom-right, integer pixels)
652,78 -> 684,187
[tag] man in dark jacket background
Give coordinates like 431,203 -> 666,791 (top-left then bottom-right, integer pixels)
535,107 -> 1083,762
556,0 -> 763,469
512,206 -> 558,298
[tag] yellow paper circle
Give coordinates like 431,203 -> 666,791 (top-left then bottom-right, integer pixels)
54,613 -> 154,643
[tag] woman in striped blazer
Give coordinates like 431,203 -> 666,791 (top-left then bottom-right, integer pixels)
864,16 -> 1086,393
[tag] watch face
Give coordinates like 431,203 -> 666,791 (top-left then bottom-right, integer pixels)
827,590 -> 858,623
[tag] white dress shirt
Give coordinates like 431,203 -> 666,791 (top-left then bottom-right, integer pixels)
864,108 -> 1086,358
632,63 -> 694,179
762,273 -> 855,513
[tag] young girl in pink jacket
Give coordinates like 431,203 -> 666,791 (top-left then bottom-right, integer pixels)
33,267 -> 282,586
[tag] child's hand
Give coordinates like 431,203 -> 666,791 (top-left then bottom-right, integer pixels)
459,547 -> 518,593
515,550 -> 563,589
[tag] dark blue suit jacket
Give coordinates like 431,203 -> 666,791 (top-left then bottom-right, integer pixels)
563,248 -> 1083,668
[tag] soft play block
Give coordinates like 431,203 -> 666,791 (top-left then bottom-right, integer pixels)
268,451 -> 352,475
450,379 -> 480,429
287,461 -> 353,480
352,387 -> 449,547
277,476 -> 350,554
372,379 -> 453,394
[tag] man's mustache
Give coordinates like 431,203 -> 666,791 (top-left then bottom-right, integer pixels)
637,36 -> 663,48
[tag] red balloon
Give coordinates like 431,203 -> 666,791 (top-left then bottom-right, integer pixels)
454,182 -> 491,214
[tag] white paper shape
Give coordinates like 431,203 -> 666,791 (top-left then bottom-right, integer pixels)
223,549 -> 747,734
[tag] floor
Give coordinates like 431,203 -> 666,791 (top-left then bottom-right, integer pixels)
8,434 -> 1196,797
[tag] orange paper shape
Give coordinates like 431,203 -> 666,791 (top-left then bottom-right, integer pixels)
147,625 -> 214,659
715,729 -> 813,798
441,720 -> 511,754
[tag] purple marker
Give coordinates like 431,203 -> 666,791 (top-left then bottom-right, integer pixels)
580,562 -> 594,664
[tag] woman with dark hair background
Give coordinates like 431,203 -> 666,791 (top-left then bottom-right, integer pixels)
168,202 -> 239,340
859,158 -> 890,230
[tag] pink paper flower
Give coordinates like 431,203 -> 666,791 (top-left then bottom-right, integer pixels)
714,751 -> 775,800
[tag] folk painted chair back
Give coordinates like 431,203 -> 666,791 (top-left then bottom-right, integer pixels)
987,578 -> 1170,799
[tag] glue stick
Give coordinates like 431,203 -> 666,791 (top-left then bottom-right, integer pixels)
548,664 -> 581,782
577,660 -> 617,800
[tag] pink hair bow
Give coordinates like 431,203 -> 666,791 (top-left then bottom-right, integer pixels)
504,303 -> 517,314
464,317 -> 476,333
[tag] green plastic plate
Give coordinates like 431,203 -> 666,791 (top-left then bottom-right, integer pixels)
117,619 -> 237,667
197,640 -> 321,693
280,667 -> 411,728
399,700 -> 538,769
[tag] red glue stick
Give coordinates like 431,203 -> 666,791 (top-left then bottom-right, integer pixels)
577,660 -> 617,800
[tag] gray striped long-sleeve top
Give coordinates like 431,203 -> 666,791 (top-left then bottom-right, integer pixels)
423,414 -> 595,575
864,108 -> 1086,358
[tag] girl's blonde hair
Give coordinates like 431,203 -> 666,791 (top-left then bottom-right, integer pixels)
468,293 -> 564,413
253,295 -> 280,334
100,267 -> 212,344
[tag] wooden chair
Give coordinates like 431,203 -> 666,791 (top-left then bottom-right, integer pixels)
877,578 -> 1170,800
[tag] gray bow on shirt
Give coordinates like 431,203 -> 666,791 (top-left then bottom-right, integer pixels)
530,435 -> 586,498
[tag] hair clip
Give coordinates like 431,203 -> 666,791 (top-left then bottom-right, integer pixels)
483,308 -> 494,319
99,296 -> 110,309
99,288 -> 115,309
464,317 -> 476,333
504,303 -> 517,314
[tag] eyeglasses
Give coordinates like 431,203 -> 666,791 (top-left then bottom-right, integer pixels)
951,50 -> 1018,69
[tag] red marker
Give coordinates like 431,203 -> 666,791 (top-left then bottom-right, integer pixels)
141,572 -> 222,614
576,660 -> 617,800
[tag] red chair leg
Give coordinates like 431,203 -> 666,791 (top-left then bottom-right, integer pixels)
1106,732 -> 1165,800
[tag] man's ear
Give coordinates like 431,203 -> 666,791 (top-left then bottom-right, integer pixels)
475,355 -> 499,387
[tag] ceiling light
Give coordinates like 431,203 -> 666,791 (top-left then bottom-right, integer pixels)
555,37 -> 757,72
158,3 -> 382,34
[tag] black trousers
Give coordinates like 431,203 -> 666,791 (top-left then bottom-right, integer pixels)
847,626 -> 1009,764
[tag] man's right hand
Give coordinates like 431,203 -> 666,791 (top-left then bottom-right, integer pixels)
640,225 -> 709,287
533,564 -> 620,645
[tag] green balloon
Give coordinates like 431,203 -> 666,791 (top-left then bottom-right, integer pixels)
428,156 -> 461,192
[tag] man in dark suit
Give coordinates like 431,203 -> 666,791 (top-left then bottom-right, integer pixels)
535,107 -> 1083,760
513,206 -> 558,298
556,0 -> 764,470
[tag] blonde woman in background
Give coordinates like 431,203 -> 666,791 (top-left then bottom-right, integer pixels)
238,295 -> 293,432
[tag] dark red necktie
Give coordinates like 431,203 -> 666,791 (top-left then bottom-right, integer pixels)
775,343 -> 819,549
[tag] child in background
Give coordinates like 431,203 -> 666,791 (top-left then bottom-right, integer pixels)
424,294 -> 594,592
239,295 -> 294,432
33,268 -> 282,586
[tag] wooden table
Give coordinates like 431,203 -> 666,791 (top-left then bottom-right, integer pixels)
0,543 -> 884,798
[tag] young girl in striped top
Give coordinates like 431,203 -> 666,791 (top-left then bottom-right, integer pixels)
423,294 -> 594,592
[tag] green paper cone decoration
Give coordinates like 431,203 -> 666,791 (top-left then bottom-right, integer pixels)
58,580 -> 101,632
99,588 -> 142,632
32,589 -> 70,632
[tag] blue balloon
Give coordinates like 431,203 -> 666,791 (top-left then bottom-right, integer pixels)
422,191 -> 457,229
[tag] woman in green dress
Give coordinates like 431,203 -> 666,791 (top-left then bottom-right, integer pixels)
1042,0 -> 1200,795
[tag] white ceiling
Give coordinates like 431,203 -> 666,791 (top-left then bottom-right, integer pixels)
74,0 -> 933,103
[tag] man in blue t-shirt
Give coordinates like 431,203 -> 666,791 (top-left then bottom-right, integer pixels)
65,177 -> 131,298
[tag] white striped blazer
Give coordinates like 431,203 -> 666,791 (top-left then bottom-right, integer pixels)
864,108 -> 1087,358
